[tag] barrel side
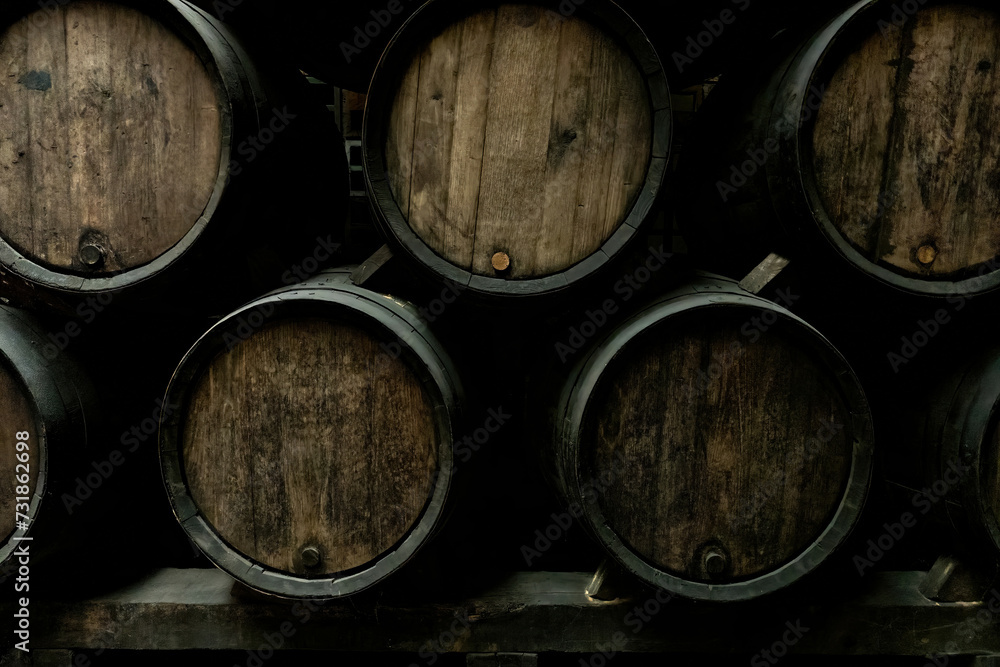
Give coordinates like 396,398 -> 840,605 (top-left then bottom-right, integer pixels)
160,281 -> 463,598
364,0 -> 670,297
551,277 -> 873,601
811,3 -> 1000,285
0,1 -> 223,275
0,306 -> 95,570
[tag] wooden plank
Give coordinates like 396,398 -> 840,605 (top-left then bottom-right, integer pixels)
20,568 -> 1000,655
182,319 -> 437,576
467,653 -> 539,667
350,244 -> 395,286
813,4 -> 1000,277
565,29 -> 622,264
599,32 -> 652,244
535,15 -> 594,274
471,5 -> 561,278
407,20 -> 463,256
0,2 -> 222,273
442,10 -> 496,270
738,252 -> 791,294
385,54 -> 421,220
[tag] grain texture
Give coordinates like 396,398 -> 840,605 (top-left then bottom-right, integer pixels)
182,318 -> 438,575
0,1 -> 222,273
813,4 -> 1000,277
385,4 -> 651,278
585,315 -> 853,581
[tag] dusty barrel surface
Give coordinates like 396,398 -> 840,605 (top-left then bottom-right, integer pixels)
685,0 -> 1000,297
547,276 -> 873,601
0,0 -> 268,294
364,0 -> 671,297
159,270 -> 464,598
0,306 -> 95,572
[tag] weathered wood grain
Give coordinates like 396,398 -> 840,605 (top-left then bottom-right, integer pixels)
0,360 -> 37,543
0,1 -> 222,273
384,5 -> 651,279
182,318 -> 438,575
586,317 -> 853,581
813,4 -> 1000,277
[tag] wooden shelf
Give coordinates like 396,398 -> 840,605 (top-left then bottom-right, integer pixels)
11,568 -> 1000,657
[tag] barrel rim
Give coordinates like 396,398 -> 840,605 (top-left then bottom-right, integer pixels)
555,279 -> 874,601
0,307 -> 68,566
937,347 -> 1000,557
362,0 -> 671,298
0,0 -> 239,293
778,0 -> 1000,297
159,282 -> 462,599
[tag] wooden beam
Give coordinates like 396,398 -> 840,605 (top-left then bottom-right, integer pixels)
14,569 -> 1000,656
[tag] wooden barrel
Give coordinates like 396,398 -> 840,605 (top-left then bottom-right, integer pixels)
363,0 -> 671,298
0,306 -> 95,574
545,275 -> 873,601
0,0 -> 273,296
682,0 -> 1000,297
159,270 -> 464,598
906,343 -> 1000,559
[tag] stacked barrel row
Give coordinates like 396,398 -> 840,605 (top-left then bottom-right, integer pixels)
2,0 -> 999,607
157,0 -> 874,602
0,0 -> 348,587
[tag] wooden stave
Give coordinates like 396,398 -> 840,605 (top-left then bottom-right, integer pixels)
361,0 -> 671,299
158,269 -> 464,599
544,274 -> 874,602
